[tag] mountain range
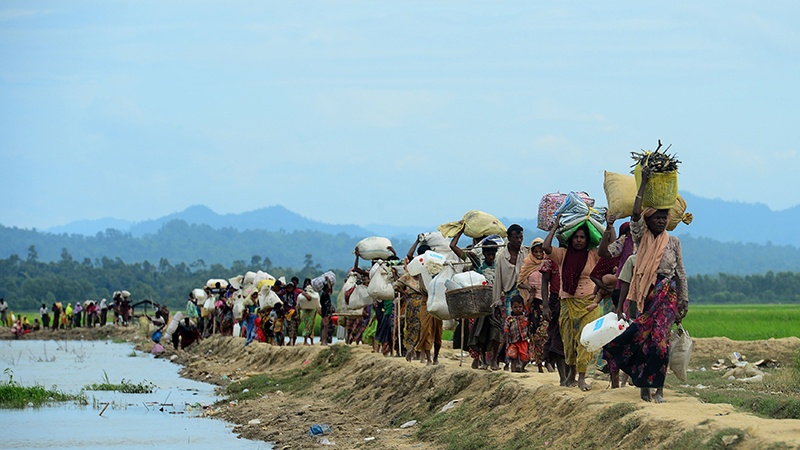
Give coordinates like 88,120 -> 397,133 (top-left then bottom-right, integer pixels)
1,192 -> 798,276
44,192 -> 800,247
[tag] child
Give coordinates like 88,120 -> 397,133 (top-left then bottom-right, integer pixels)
270,303 -> 285,346
587,273 -> 618,312
504,296 -> 530,373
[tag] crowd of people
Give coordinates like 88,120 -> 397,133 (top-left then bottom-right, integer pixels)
4,292 -> 134,338
5,169 -> 687,403
156,276 -> 336,352
333,167 -> 688,403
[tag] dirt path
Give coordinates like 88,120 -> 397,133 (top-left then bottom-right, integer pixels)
7,327 -> 800,449
170,335 -> 800,449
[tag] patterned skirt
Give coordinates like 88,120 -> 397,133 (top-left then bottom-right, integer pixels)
604,276 -> 678,388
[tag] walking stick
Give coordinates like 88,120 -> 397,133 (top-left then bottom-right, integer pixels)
459,318 -> 465,367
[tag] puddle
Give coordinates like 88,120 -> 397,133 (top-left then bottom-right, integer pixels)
0,340 -> 271,449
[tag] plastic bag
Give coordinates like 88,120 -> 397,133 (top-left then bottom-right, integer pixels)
553,192 -> 607,247
427,265 -> 455,320
367,263 -> 395,300
669,324 -> 693,382
450,271 -> 487,289
438,210 -> 507,239
297,287 -> 321,310
348,284 -> 373,309
259,288 -> 282,310
206,279 -> 229,290
311,271 -> 337,292
192,288 -> 208,302
357,236 -> 394,261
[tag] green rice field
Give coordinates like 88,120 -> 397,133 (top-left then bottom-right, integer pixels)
680,304 -> 800,341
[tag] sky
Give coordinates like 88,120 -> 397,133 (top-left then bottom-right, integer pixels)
2,1 -> 799,230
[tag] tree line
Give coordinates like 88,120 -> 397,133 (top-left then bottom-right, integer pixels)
1,248 -> 798,312
0,247 -> 349,312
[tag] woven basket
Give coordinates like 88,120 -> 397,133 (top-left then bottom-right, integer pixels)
446,285 -> 494,319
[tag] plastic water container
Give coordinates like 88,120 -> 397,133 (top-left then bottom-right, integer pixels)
407,250 -> 446,276
580,312 -> 629,352
451,271 -> 487,289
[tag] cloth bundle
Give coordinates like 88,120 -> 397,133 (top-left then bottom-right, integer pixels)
438,210 -> 507,239
538,191 -> 595,231
356,236 -> 394,261
553,191 -> 607,248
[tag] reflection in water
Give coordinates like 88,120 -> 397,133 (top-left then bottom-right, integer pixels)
0,340 -> 271,450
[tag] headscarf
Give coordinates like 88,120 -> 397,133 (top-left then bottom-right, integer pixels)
629,208 -> 670,311
518,238 -> 544,301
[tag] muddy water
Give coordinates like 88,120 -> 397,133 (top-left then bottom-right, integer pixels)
0,340 -> 271,449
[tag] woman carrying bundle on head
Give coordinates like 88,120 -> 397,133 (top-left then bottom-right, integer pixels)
543,221 -> 602,391
604,166 -> 688,403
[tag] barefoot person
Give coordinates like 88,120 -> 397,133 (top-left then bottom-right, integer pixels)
492,224 -> 528,370
517,238 -> 547,372
543,222 -> 602,391
604,167 -> 689,403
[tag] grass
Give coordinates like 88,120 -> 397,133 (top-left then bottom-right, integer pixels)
671,348 -> 800,420
223,344 -> 352,402
84,370 -> 156,394
681,304 -> 800,340
0,369 -> 87,408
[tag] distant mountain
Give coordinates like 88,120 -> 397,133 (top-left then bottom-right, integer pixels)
44,193 -> 800,248
676,193 -> 800,246
2,219 -> 799,275
48,217 -> 135,236
47,205 -> 375,238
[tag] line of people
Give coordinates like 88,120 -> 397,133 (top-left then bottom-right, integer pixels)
340,169 -> 687,403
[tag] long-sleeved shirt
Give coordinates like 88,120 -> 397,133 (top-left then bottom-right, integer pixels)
630,216 -> 689,312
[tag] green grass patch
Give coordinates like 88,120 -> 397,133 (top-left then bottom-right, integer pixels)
705,427 -> 745,450
0,368 -> 86,408
598,402 -> 638,422
84,370 -> 155,394
672,365 -> 800,420
223,344 -> 352,403
682,304 -> 800,340
0,383 -> 87,408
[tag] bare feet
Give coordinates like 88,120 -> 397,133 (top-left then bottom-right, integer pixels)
545,362 -> 555,373
653,388 -> 666,403
640,388 -> 652,402
471,358 -> 480,369
578,380 -> 592,391
490,362 -> 500,371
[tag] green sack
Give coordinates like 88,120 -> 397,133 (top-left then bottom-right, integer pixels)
557,219 -> 603,249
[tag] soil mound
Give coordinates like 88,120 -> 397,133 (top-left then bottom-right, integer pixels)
168,336 -> 800,449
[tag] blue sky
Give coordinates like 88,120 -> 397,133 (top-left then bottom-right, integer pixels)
2,1 -> 798,230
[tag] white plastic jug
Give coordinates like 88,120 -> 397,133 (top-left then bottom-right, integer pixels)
406,250 -> 446,277
580,312 -> 629,353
